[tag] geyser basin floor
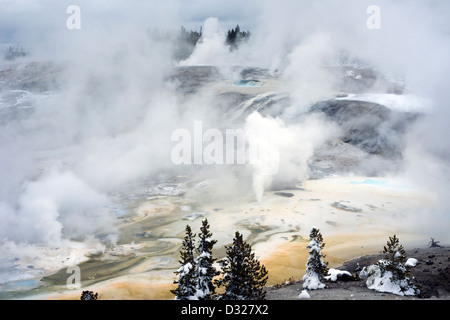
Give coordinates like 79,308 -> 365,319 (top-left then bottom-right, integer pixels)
15,176 -> 437,300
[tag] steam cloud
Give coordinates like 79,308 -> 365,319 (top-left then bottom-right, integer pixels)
0,0 -> 450,282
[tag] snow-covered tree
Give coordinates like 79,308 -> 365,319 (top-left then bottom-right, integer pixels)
219,231 -> 268,300
302,226 -> 329,290
80,290 -> 98,300
171,225 -> 197,300
194,219 -> 220,300
366,234 -> 419,296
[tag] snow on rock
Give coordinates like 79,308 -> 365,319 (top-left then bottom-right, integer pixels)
335,93 -> 430,113
359,267 -> 369,279
324,268 -> 352,282
298,290 -> 310,299
405,258 -> 418,267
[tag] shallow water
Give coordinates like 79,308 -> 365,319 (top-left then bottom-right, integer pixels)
349,178 -> 386,186
233,79 -> 262,87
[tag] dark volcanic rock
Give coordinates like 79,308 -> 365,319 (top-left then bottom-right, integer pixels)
274,192 -> 295,198
166,66 -> 224,95
0,61 -> 64,92
308,99 -> 419,158
331,201 -> 362,212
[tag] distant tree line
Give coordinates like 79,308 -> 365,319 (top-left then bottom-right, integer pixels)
148,24 -> 251,61
172,26 -> 203,61
180,26 -> 203,48
225,25 -> 251,51
3,44 -> 29,61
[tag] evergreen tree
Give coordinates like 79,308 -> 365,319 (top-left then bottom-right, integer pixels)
376,234 -> 419,295
302,226 -> 329,290
174,25 -> 203,61
219,231 -> 268,300
225,25 -> 251,50
194,219 -> 220,300
380,235 -> 407,274
171,225 -> 197,300
80,290 -> 98,300
3,44 -> 28,61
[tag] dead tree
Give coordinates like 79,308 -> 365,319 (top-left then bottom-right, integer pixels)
428,238 -> 441,248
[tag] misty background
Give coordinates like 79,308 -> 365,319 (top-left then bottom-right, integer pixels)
0,0 -> 449,283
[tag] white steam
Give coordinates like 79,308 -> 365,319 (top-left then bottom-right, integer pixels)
245,112 -> 339,201
282,33 -> 338,112
180,17 -> 229,67
0,0 -> 450,282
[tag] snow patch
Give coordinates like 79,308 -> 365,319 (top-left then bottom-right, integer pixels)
335,93 -> 430,113
298,289 -> 310,299
405,258 -> 418,267
302,273 -> 326,290
325,268 -> 352,282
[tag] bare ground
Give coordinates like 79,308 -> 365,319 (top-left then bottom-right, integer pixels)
266,246 -> 450,300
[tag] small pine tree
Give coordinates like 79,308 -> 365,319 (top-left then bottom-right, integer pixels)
219,231 -> 268,300
194,219 -> 220,300
376,234 -> 418,295
380,235 -> 407,274
171,225 -> 197,300
302,226 -> 329,290
80,290 -> 98,300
